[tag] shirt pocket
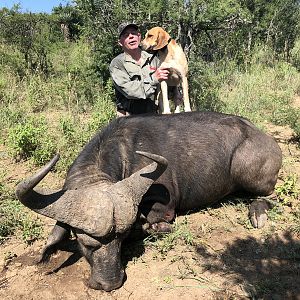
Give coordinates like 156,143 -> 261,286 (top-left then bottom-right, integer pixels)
127,69 -> 141,81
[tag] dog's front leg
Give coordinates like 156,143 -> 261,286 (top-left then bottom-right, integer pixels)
160,81 -> 171,114
173,86 -> 183,113
182,76 -> 191,112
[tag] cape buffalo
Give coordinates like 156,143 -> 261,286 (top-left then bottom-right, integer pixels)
16,111 -> 282,291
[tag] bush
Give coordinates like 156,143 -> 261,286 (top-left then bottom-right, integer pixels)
7,116 -> 56,165
0,106 -> 26,143
0,173 -> 43,243
218,50 -> 300,126
48,40 -> 102,112
275,174 -> 299,206
290,39 -> 300,70
0,43 -> 27,77
292,118 -> 300,141
0,198 -> 43,243
55,86 -> 115,172
188,59 -> 226,112
271,106 -> 299,127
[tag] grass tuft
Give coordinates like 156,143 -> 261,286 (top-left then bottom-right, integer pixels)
144,217 -> 194,257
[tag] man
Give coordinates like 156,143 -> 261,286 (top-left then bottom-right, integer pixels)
109,22 -> 169,116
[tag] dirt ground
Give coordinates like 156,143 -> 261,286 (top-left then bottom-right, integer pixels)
0,123 -> 300,300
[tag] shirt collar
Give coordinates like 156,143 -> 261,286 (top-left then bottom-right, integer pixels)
124,52 -> 136,64
124,50 -> 152,65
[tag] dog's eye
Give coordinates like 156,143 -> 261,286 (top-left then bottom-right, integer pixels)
147,34 -> 153,38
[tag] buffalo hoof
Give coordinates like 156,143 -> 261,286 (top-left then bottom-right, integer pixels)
39,245 -> 57,263
142,221 -> 172,235
151,222 -> 172,233
249,199 -> 273,228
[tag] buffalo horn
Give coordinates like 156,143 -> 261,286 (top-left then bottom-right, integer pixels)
15,151 -> 168,237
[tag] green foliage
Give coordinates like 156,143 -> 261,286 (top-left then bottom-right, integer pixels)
53,86 -> 115,171
8,117 -> 46,159
0,199 -> 43,243
290,208 -> 300,234
267,174 -> 300,223
144,217 -> 194,257
189,59 -> 230,111
88,79 -> 116,130
267,204 -> 284,222
0,173 -> 43,243
275,174 -> 299,206
0,7 -> 65,76
7,116 -> 56,165
292,118 -> 300,141
74,0 -> 300,82
52,3 -> 83,41
0,43 -> 26,76
218,48 -> 300,126
271,106 -> 299,127
290,39 -> 300,70
0,107 -> 25,143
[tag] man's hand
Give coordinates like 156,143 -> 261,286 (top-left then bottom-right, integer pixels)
154,67 -> 169,82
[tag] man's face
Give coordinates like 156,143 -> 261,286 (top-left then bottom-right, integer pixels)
118,26 -> 141,51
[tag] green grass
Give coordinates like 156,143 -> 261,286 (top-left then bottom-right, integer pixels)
144,217 -> 194,257
219,59 -> 300,128
275,174 -> 299,206
0,174 -> 43,244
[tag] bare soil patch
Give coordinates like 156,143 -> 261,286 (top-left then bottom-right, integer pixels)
0,124 -> 300,300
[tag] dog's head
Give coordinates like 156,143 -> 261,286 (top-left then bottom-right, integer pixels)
141,27 -> 171,51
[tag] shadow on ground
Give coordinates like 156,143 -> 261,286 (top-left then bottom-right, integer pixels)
196,231 -> 300,299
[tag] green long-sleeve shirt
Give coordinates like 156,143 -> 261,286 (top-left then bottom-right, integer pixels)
109,50 -> 160,113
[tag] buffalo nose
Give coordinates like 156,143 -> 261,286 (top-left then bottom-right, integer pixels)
87,271 -> 125,291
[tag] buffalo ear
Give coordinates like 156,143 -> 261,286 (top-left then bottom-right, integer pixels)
108,151 -> 168,233
153,29 -> 170,50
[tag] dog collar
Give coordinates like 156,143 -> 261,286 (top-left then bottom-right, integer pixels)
146,38 -> 173,65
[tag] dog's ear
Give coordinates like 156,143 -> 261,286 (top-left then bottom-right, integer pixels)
153,29 -> 170,50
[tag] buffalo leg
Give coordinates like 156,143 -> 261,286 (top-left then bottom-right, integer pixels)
39,221 -> 71,262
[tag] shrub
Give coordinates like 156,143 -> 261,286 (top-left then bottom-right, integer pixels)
219,51 -> 300,126
290,39 -> 300,70
0,43 -> 27,77
292,119 -> 300,141
88,79 -> 116,132
271,106 -> 299,127
276,174 -> 299,206
7,116 -> 56,165
0,198 -> 43,243
0,173 -> 43,243
188,59 -> 226,112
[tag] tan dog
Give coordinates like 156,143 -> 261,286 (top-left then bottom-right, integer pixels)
141,27 -> 191,114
